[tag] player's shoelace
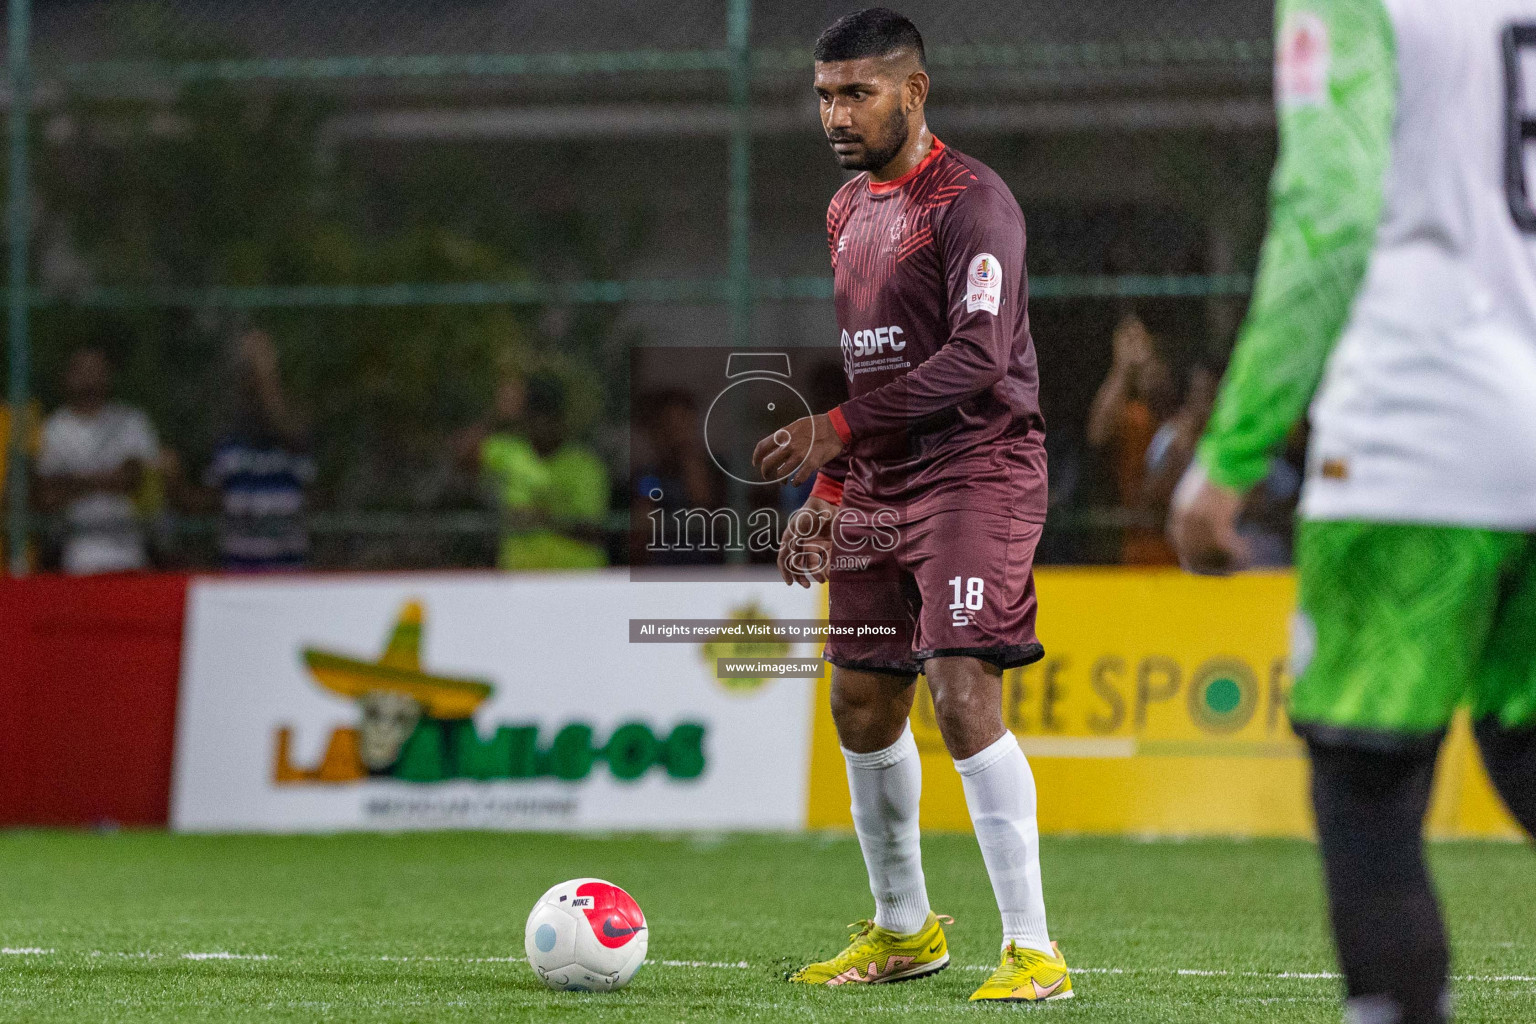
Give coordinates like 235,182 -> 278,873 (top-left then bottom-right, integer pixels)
841,913 -> 953,942
1000,940 -> 1055,968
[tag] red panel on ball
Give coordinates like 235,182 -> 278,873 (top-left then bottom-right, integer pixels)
576,881 -> 646,949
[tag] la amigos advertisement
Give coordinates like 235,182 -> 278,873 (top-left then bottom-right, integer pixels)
172,573 -> 820,832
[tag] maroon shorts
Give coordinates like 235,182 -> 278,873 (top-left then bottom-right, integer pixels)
823,508 -> 1045,676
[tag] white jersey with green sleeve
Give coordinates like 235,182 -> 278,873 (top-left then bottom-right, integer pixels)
1198,0 -> 1536,529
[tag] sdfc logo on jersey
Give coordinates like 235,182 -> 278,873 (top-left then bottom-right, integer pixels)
966,253 -> 1002,315
841,326 -> 907,377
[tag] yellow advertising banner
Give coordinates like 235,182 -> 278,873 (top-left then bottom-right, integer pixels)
806,569 -> 1522,838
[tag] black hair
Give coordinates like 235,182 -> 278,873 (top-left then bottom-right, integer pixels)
814,8 -> 925,68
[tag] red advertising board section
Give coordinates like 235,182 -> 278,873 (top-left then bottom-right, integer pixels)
0,573 -> 188,827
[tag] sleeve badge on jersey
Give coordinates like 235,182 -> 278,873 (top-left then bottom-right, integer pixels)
966,253 -> 1002,315
1276,11 -> 1329,109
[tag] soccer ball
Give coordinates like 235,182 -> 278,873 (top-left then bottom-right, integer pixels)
524,878 -> 648,992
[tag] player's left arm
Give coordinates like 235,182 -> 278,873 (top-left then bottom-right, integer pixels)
1196,0 -> 1397,492
1173,0 -> 1397,572
805,189 -> 858,503
830,183 -> 1025,442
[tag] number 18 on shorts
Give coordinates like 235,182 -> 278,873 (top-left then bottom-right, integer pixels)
825,509 -> 1045,676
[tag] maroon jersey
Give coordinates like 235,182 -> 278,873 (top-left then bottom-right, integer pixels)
812,137 -> 1047,524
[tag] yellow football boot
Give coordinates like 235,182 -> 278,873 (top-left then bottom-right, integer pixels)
968,940 -> 1073,1003
789,913 -> 950,985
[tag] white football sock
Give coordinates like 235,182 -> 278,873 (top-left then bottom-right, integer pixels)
842,723 -> 932,935
955,731 -> 1052,953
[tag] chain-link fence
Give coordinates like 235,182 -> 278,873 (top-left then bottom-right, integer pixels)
3,0 -> 1282,574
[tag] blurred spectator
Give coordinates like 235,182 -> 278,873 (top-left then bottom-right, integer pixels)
631,387 -> 723,566
1087,313 -> 1177,564
0,397 -> 40,569
202,328 -> 315,571
36,347 -> 159,574
452,372 -> 528,475
1143,360 -> 1302,568
480,371 -> 609,570
1144,362 -> 1220,522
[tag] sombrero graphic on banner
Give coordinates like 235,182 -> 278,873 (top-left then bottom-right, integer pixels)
274,600 -> 706,784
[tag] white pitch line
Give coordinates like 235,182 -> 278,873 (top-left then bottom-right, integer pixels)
963,965 -> 1536,984
89,952 -> 160,959
182,953 -> 272,961
1175,969 -> 1338,979
375,956 -> 455,963
374,956 -> 520,964
3,949 -> 1531,984
374,955 -> 750,970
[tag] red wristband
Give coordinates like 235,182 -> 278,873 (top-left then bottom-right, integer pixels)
809,473 -> 844,505
827,406 -> 853,444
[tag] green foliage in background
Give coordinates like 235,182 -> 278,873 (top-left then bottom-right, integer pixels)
27,16 -> 643,519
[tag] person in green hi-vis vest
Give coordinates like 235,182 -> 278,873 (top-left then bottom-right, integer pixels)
479,372 -> 609,571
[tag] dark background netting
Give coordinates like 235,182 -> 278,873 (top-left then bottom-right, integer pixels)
5,1 -> 1281,568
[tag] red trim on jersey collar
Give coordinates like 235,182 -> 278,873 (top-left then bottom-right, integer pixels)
866,136 -> 945,196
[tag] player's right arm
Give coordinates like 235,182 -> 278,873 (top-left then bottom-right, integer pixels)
1173,0 -> 1397,572
809,187 -> 857,511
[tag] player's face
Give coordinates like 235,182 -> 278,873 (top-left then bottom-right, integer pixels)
814,57 -> 916,172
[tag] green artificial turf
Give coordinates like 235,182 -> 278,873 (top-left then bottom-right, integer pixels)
0,831 -> 1531,1022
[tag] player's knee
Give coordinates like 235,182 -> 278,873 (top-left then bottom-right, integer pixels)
925,661 -> 1005,756
930,704 -> 1003,759
928,680 -> 982,727
828,683 -> 870,729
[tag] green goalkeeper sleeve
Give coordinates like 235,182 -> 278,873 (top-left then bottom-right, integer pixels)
1197,0 -> 1397,490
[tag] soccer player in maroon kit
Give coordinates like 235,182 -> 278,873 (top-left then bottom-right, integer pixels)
752,8 -> 1071,1004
